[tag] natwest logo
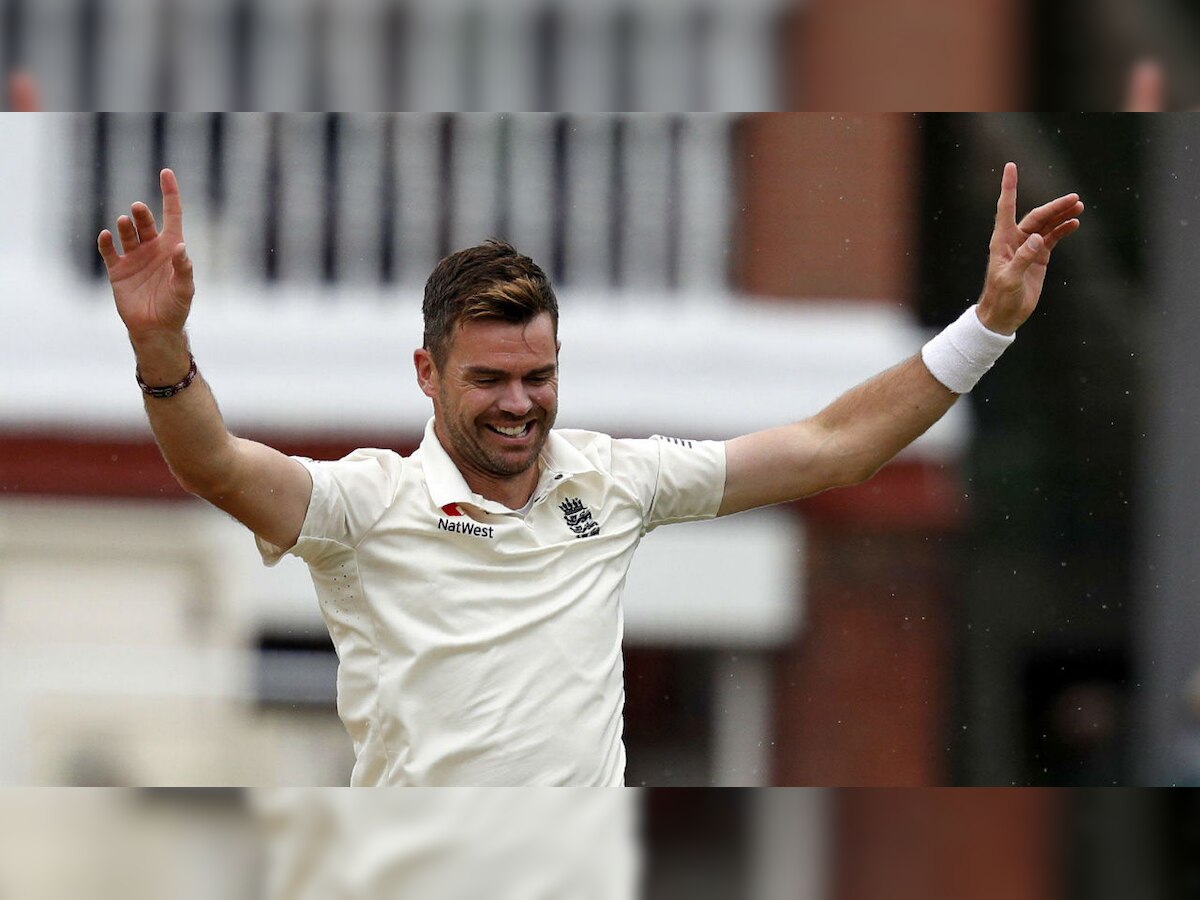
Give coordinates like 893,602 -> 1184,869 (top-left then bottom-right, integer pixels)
437,517 -> 496,539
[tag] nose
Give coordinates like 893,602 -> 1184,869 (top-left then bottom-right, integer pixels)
497,378 -> 534,416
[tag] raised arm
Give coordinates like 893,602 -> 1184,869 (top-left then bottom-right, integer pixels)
99,168 -> 312,549
718,162 -> 1083,517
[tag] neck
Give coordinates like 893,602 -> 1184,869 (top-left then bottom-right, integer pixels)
433,421 -> 540,510
464,467 -> 539,511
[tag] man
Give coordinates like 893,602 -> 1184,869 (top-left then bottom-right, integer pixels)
99,164 -> 1082,785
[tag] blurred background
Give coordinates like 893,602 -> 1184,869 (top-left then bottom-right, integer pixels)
9,0 -> 1200,111
4,111 -> 1197,789
1,787 -> 1199,900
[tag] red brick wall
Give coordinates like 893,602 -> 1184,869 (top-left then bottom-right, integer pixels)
833,789 -> 1063,900
786,0 -> 1027,111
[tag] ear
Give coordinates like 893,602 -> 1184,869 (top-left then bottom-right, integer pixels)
414,348 -> 438,400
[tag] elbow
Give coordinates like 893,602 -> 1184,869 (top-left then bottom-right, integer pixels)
171,458 -> 237,501
173,468 -> 221,500
817,433 -> 883,489
169,439 -> 242,501
826,460 -> 882,491
847,460 -> 885,487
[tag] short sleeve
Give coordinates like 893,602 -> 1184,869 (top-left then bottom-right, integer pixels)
256,448 -> 404,567
644,435 -> 727,532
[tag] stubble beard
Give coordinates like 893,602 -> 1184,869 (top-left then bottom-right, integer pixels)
440,403 -> 555,480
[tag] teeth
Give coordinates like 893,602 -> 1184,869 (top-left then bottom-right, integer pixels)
493,424 -> 527,436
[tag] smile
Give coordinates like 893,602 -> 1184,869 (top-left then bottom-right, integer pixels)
488,422 -> 532,437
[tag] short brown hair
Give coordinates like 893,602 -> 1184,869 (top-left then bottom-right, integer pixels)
422,239 -> 559,369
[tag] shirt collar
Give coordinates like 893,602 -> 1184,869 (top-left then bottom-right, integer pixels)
419,417 -> 599,516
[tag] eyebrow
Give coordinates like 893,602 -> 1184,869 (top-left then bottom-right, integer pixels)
463,364 -> 558,378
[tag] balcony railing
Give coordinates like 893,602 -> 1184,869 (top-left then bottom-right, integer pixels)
2,0 -> 789,111
72,112 -> 738,295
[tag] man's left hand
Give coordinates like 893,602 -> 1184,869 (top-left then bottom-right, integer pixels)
976,162 -> 1083,335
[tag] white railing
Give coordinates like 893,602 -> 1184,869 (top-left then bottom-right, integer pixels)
70,112 -> 737,294
3,0 -> 789,111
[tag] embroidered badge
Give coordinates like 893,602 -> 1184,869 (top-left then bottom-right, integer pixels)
559,497 -> 601,539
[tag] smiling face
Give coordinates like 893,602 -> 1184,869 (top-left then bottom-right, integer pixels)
415,311 -> 560,506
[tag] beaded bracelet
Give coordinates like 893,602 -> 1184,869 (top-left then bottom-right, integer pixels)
136,355 -> 198,399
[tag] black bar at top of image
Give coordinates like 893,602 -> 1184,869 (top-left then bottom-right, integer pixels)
207,113 -> 226,215
263,114 -> 282,282
78,0 -> 101,111
381,2 -> 406,111
493,115 -> 512,243
379,115 -> 397,283
534,4 -> 559,112
609,116 -> 626,288
550,115 -> 568,284
461,6 -> 483,112
88,113 -> 110,279
151,113 -> 167,197
613,7 -> 634,111
665,117 -> 682,291
321,113 -> 340,283
2,0 -> 25,71
231,0 -> 254,111
153,0 -> 178,111
307,1 -> 330,114
687,5 -> 713,112
436,114 -> 455,261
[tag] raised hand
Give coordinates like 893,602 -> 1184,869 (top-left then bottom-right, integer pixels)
976,162 -> 1083,335
98,169 -> 194,343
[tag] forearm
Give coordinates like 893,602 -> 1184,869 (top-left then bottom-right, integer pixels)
723,165 -> 1080,518
132,332 -> 237,495
720,354 -> 957,515
809,354 -> 956,485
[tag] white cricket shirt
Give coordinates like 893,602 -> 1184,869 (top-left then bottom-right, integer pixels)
256,789 -> 640,899
258,418 -> 725,786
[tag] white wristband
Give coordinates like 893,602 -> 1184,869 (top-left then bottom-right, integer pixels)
920,304 -> 1015,394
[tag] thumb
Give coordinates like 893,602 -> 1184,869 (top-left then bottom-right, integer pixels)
1008,231 -> 1044,276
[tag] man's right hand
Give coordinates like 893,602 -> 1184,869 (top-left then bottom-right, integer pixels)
98,169 -> 194,351
97,165 -> 313,550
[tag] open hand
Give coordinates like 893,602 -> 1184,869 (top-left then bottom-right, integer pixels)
976,162 -> 1083,335
98,169 -> 194,341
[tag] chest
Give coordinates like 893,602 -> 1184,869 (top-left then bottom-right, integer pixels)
342,484 -> 644,640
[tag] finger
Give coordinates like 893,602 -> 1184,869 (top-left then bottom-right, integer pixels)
1042,200 -> 1084,235
160,169 -> 184,235
1125,59 -> 1165,112
1018,194 -> 1081,234
1042,218 -> 1080,252
1025,199 -> 1084,241
115,215 -> 140,253
131,201 -> 159,242
995,162 -> 1018,225
97,229 -> 120,269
